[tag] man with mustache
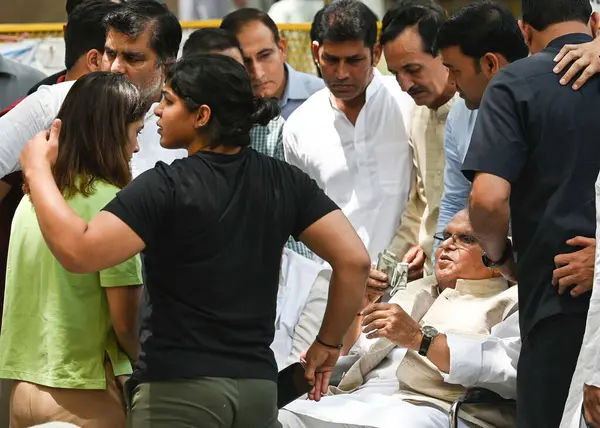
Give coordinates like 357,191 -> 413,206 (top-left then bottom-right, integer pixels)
374,0 -> 457,284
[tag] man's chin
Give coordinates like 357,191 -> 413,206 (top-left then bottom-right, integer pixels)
253,84 -> 276,99
409,92 -> 432,106
330,89 -> 361,102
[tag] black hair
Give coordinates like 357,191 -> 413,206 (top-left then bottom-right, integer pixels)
315,0 -> 378,48
310,8 -> 325,43
182,28 -> 242,58
167,54 -> 280,148
66,0 -> 86,15
66,0 -> 122,16
522,0 -> 592,31
103,0 -> 182,64
380,0 -> 446,56
220,8 -> 281,44
310,8 -> 325,78
64,0 -> 120,70
436,1 -> 528,64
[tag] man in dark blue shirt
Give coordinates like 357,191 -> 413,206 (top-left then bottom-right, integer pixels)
461,0 -> 600,426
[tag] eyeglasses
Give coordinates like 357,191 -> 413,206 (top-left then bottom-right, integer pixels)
433,231 -> 478,249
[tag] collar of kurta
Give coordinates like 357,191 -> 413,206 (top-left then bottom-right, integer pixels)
407,275 -> 510,301
428,92 -> 459,124
438,276 -> 510,297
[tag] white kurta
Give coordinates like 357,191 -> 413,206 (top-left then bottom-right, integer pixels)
271,249 -> 330,369
560,172 -> 600,428
283,71 -> 414,263
278,312 -> 520,428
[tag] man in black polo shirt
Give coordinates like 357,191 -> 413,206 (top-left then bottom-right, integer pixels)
461,0 -> 600,426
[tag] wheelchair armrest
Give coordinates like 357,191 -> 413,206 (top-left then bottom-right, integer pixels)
449,388 -> 515,428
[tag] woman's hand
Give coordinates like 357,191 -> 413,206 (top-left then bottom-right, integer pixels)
301,341 -> 341,402
553,38 -> 600,90
19,119 -> 61,177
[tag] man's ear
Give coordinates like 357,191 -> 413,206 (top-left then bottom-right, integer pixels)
160,62 -> 168,82
480,52 -> 501,79
518,20 -> 532,48
372,42 -> 382,67
590,12 -> 600,39
278,38 -> 288,63
311,41 -> 320,65
85,49 -> 103,72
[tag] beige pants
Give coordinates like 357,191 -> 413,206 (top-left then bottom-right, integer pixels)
9,362 -> 126,428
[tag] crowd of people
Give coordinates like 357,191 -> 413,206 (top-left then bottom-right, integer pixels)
2,0 -> 600,427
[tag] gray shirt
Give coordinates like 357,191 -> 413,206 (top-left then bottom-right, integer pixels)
0,55 -> 46,111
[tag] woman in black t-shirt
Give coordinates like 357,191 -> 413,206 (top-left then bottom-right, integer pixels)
19,54 -> 370,427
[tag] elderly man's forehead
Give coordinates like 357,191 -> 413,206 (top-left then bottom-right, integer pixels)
445,210 -> 471,231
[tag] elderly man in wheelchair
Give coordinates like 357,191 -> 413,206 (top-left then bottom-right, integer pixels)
278,209 -> 519,428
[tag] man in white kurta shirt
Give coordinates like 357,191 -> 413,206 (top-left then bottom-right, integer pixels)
278,209 -> 520,428
0,1 -> 187,180
560,170 -> 600,428
283,0 -> 414,263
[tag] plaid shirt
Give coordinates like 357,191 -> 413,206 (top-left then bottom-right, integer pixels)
250,116 -> 285,160
250,117 -> 314,260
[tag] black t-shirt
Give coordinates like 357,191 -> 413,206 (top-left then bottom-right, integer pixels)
103,147 -> 338,382
462,33 -> 599,337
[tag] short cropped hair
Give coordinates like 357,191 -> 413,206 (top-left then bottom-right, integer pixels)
103,0 -> 182,64
220,8 -> 281,44
182,28 -> 242,58
315,0 -> 378,48
522,0 -> 592,31
64,0 -> 120,69
380,0 -> 446,56
436,1 -> 529,64
310,8 -> 325,43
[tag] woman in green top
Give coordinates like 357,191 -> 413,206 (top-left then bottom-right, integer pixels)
0,72 -> 145,428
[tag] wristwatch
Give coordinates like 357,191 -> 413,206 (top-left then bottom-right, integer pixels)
481,239 -> 513,269
418,325 -> 439,357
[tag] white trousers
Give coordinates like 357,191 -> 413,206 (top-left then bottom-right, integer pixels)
278,400 -> 471,428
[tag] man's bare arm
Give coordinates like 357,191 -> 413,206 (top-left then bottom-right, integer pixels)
469,172 -> 511,262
